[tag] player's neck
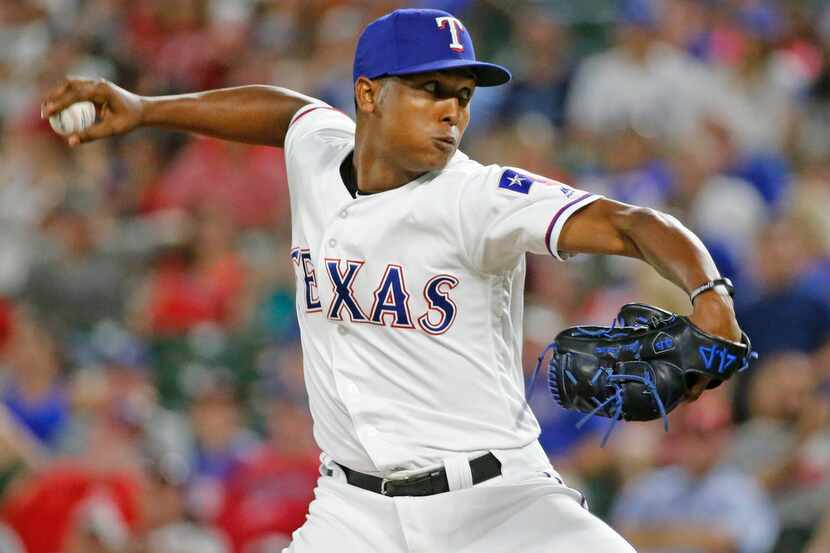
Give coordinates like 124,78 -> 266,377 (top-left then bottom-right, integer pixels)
352,143 -> 425,194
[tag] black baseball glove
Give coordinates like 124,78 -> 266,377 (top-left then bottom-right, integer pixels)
539,303 -> 755,444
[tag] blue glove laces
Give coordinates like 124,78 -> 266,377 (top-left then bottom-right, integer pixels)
527,313 -> 668,448
528,315 -> 756,447
570,365 -> 669,447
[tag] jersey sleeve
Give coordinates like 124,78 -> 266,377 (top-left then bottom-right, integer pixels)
283,101 -> 355,165
457,165 -> 601,274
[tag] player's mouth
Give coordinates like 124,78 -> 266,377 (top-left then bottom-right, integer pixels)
432,136 -> 457,151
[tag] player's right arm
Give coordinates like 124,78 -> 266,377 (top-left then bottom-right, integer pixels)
40,78 -> 314,147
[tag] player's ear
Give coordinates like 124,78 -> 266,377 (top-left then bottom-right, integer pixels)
355,77 -> 381,114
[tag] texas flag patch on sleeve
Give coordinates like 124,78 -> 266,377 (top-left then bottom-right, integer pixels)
498,169 -> 534,194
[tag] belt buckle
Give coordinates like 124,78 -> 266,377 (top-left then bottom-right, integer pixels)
382,470 -> 442,497
380,476 -> 413,496
380,478 -> 392,496
380,473 -> 419,496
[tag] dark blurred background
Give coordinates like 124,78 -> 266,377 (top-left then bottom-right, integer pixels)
0,0 -> 829,552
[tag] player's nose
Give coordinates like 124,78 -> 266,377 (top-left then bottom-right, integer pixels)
439,97 -> 461,126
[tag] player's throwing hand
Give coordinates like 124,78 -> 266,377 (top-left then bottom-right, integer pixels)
41,78 -> 143,146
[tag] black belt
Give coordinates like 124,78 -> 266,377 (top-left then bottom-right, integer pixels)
332,453 -> 502,497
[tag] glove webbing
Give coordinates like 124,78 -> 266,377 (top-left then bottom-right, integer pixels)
525,315 -> 634,396
527,316 -> 670,447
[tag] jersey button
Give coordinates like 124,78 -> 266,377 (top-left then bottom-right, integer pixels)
337,325 -> 348,335
339,210 -> 348,219
328,238 -> 337,247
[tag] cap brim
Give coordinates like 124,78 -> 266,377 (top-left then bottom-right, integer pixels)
385,59 -> 511,87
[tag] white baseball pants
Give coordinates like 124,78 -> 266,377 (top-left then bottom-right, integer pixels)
282,442 -> 635,553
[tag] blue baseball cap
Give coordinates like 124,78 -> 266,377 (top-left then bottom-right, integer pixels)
353,9 -> 511,87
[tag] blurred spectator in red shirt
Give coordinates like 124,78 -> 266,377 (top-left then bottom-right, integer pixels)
124,1 -> 238,92
0,299 -> 11,351
192,205 -> 248,326
0,461 -> 141,553
133,206 -> 248,336
158,138 -> 288,228
217,395 -> 318,553
135,246 -> 218,336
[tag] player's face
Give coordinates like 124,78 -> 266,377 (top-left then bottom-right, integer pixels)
377,70 -> 475,172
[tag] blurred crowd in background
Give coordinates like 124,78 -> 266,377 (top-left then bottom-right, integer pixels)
0,0 -> 829,552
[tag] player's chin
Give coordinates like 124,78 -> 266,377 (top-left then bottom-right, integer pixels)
420,140 -> 455,169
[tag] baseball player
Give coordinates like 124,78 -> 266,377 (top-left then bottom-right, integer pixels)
42,9 -> 744,553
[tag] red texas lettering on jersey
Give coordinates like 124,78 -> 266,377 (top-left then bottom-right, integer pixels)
291,250 -> 458,334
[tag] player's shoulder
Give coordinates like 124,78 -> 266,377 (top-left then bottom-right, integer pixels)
433,159 -> 577,197
288,102 -> 354,129
428,155 -> 510,199
434,156 -> 528,185
284,100 -> 355,158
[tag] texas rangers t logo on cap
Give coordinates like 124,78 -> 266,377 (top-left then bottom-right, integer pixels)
435,16 -> 465,52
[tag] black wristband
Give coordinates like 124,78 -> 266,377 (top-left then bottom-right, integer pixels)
690,277 -> 734,303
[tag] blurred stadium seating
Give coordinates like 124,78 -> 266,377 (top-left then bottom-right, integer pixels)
0,1 -> 828,552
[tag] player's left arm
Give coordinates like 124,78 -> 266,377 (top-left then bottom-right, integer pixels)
558,198 -> 740,398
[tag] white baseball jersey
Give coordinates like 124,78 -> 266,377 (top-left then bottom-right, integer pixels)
284,102 -> 600,476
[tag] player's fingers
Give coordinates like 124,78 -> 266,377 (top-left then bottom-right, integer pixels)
41,78 -> 111,119
42,79 -> 85,118
42,82 -> 91,119
67,119 -> 116,146
41,81 -> 71,114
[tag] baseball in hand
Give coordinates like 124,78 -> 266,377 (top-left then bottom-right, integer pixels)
49,101 -> 96,136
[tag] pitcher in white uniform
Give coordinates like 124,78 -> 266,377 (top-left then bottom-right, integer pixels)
41,8 -> 744,553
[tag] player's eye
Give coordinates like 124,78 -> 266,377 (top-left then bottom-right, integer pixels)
423,81 -> 438,94
458,88 -> 472,104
